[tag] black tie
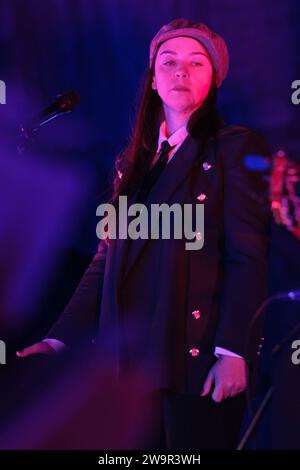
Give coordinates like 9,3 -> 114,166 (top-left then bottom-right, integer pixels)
137,140 -> 174,204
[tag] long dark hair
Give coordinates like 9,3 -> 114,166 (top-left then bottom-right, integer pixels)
110,67 -> 224,204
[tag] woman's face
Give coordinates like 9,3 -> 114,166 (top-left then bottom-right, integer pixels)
152,36 -> 213,116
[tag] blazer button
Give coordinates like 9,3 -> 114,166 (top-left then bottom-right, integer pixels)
203,162 -> 212,171
197,193 -> 207,202
189,348 -> 200,357
192,309 -> 201,319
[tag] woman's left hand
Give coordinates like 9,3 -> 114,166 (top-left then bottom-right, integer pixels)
200,355 -> 248,403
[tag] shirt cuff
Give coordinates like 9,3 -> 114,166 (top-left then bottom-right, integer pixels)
42,338 -> 67,352
214,346 -> 243,359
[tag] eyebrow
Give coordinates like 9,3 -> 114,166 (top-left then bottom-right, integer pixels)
159,50 -> 208,58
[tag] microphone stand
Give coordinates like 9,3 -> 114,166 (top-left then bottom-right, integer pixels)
237,299 -> 300,450
237,386 -> 273,450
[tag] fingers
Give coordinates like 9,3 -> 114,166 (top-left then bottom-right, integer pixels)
200,371 -> 214,397
16,345 -> 34,357
212,383 -> 236,402
211,384 -> 225,403
200,374 -> 230,403
212,382 -> 246,402
229,382 -> 247,397
200,373 -> 246,403
203,355 -> 248,402
16,342 -> 54,357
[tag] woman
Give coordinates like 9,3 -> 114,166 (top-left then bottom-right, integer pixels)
16,19 -> 270,449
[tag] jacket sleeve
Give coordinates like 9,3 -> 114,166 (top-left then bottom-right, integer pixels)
46,240 -> 108,347
213,129 -> 271,360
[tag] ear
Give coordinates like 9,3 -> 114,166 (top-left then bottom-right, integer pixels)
152,76 -> 157,90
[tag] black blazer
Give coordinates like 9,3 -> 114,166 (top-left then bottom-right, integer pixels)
48,125 -> 270,394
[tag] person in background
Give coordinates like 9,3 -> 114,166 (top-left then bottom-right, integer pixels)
241,151 -> 300,450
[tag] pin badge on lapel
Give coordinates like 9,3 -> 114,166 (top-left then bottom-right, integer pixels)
203,162 -> 212,171
197,193 -> 207,202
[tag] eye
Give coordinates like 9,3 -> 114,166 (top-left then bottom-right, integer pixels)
191,62 -> 202,66
164,60 -> 175,66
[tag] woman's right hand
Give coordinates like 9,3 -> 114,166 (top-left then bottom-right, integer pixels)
16,342 -> 57,358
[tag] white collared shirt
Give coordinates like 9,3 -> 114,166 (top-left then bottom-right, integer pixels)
151,121 -> 188,167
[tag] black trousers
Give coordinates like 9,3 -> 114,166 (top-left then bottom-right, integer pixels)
142,389 -> 246,450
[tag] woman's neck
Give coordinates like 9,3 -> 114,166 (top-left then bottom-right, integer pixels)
163,107 -> 192,136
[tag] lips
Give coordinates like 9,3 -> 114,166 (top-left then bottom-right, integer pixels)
172,86 -> 190,92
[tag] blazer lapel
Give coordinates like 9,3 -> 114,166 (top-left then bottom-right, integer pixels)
118,134 -> 209,283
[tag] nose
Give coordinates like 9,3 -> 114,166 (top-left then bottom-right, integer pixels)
175,65 -> 188,79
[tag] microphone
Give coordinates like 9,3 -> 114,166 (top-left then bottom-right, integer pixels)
25,90 -> 80,134
18,91 -> 80,154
